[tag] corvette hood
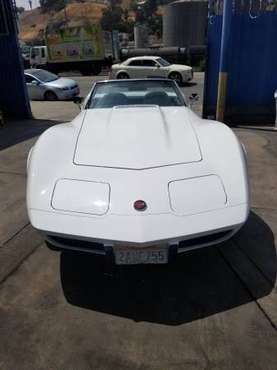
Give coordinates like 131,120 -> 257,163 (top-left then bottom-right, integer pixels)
74,106 -> 202,169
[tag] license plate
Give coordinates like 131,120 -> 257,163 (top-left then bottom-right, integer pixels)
114,246 -> 168,265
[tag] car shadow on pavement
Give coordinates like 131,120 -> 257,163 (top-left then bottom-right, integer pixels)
180,81 -> 197,88
60,211 -> 276,325
0,119 -> 62,151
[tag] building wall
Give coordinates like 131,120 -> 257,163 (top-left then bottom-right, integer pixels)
203,8 -> 277,124
0,0 -> 31,119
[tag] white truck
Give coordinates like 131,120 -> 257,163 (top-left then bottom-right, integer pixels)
30,23 -> 119,75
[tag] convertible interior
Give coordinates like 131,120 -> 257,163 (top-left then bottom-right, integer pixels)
90,91 -> 183,108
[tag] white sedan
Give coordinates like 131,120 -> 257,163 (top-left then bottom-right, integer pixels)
110,56 -> 193,84
26,79 -> 249,265
24,69 -> 80,101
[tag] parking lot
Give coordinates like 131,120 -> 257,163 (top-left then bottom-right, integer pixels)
0,73 -> 276,370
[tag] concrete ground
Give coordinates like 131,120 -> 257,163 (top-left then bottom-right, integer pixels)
0,73 -> 276,370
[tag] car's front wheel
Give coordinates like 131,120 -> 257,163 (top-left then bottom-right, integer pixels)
169,72 -> 182,85
44,91 -> 58,101
117,72 -> 129,79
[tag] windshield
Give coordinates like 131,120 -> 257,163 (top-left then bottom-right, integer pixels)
31,70 -> 58,83
87,80 -> 185,109
157,58 -> 171,67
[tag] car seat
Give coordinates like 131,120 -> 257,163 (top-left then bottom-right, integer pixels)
144,91 -> 171,106
98,93 -> 129,108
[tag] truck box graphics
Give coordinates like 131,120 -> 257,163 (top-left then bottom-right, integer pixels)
46,24 -> 104,63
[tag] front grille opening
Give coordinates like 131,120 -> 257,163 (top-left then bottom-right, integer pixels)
47,235 -> 104,252
47,230 -> 233,254
179,230 -> 232,249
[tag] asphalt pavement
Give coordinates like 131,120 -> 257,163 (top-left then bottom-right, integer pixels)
0,73 -> 276,370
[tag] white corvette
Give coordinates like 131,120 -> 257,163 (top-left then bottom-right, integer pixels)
27,79 -> 249,265
110,56 -> 193,85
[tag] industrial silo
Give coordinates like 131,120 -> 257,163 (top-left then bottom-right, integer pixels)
134,24 -> 149,48
163,0 -> 208,47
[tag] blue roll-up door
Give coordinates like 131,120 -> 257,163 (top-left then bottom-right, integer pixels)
0,0 -> 31,119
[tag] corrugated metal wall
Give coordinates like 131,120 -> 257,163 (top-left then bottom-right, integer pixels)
0,0 -> 31,119
203,3 -> 277,124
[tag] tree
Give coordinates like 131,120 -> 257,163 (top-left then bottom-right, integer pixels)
148,13 -> 162,38
101,0 -> 133,33
39,0 -> 67,12
131,0 -> 162,37
101,7 -> 124,32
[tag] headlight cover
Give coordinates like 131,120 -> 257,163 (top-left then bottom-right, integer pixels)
51,179 -> 110,215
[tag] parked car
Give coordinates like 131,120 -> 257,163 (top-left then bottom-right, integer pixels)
26,79 -> 249,265
24,69 -> 80,101
110,56 -> 193,84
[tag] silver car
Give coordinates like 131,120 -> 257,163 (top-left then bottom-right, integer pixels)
24,69 -> 80,101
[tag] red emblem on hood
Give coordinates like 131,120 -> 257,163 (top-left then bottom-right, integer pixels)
134,200 -> 147,211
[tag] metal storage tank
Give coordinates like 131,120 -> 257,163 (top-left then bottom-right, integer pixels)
163,0 -> 208,47
134,24 -> 149,48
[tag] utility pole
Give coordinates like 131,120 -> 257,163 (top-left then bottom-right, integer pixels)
64,0 -> 68,23
216,0 -> 232,122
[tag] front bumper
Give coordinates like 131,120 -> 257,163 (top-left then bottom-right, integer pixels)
46,228 -> 236,256
57,87 -> 80,100
182,69 -> 193,82
29,203 -> 248,251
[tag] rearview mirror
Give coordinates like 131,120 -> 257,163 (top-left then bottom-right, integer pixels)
73,96 -> 84,109
189,93 -> 199,104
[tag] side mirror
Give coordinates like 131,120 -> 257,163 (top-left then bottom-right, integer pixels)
156,64 -> 160,68
31,80 -> 39,86
73,96 -> 84,109
189,93 -> 199,104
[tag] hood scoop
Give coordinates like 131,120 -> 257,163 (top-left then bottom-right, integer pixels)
113,105 -> 158,109
74,106 -> 202,170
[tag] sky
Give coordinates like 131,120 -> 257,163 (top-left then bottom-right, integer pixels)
16,0 -> 39,9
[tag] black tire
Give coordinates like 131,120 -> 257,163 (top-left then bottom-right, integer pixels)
92,63 -> 102,76
80,68 -> 92,76
45,241 -> 62,252
44,91 -> 58,101
169,71 -> 182,85
117,72 -> 129,79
